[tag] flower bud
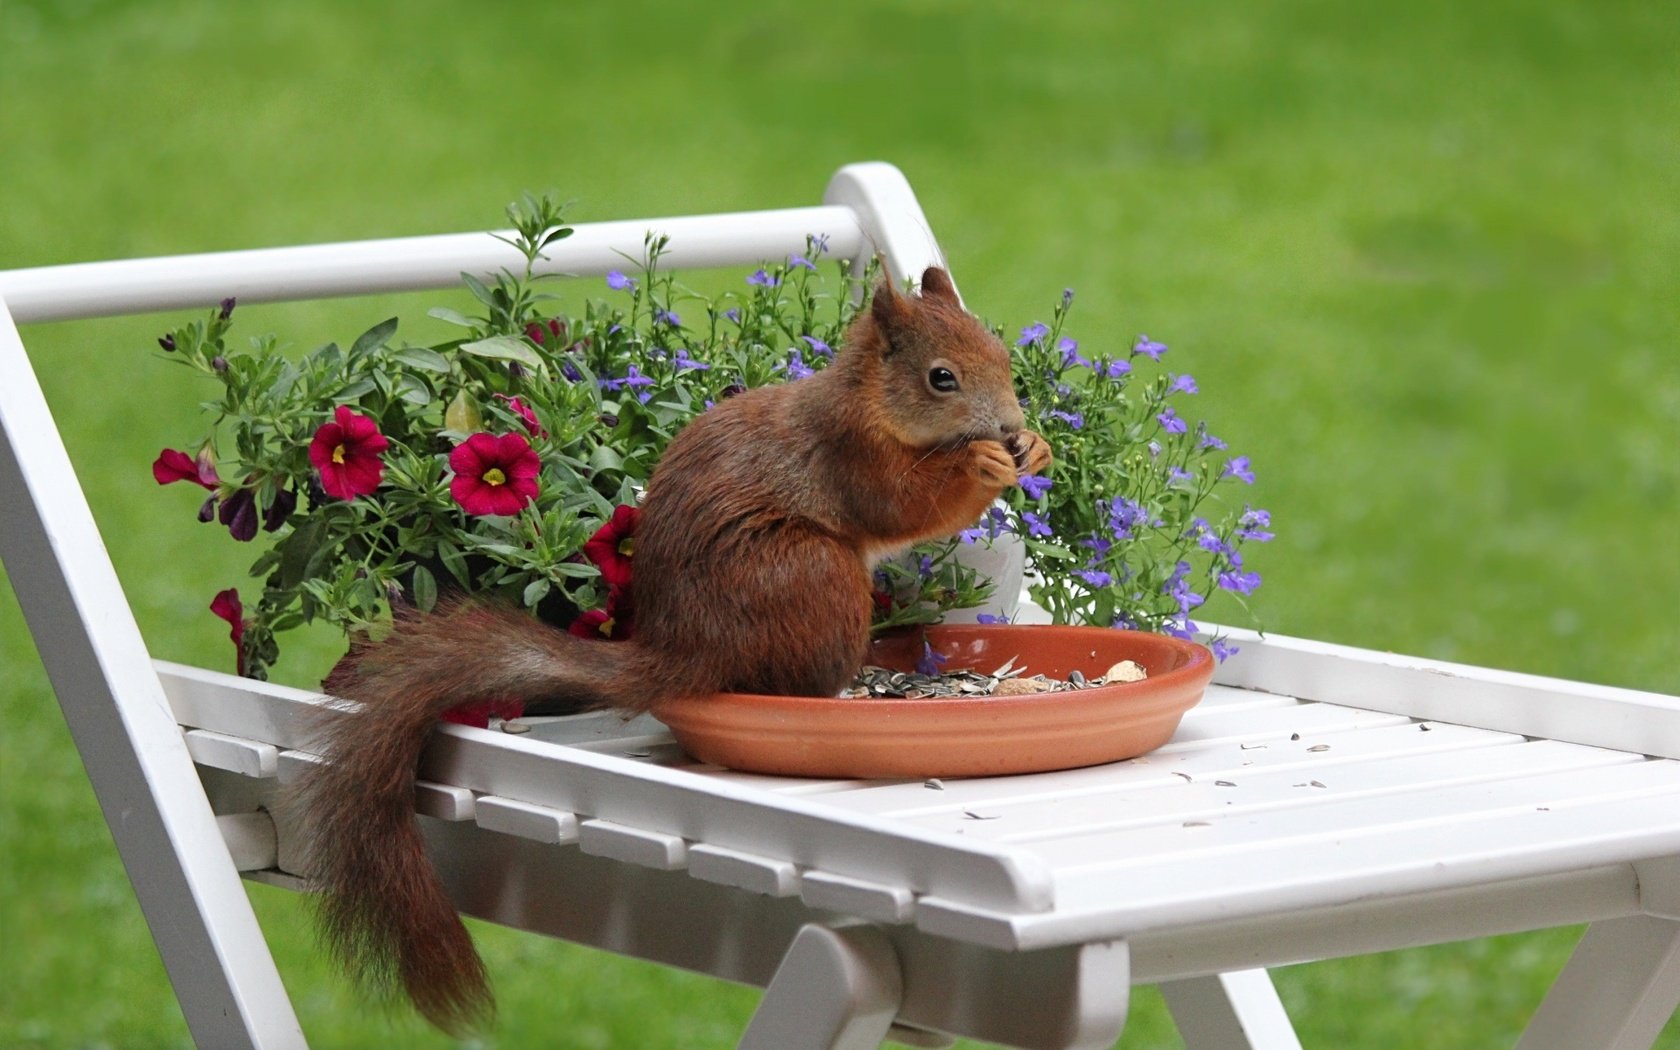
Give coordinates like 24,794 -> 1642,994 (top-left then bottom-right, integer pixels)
211,356 -> 228,373
218,297 -> 237,320
262,486 -> 296,532
158,334 -> 177,352
218,489 -> 258,542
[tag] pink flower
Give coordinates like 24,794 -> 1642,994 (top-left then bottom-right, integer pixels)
493,393 -> 547,438
153,447 -> 220,489
449,432 -> 540,516
209,588 -> 248,677
582,504 -> 639,589
308,406 -> 388,500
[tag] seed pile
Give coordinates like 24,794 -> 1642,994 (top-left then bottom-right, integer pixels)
841,656 -> 1147,699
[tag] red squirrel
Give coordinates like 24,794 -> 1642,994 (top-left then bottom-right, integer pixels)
293,265 -> 1053,1033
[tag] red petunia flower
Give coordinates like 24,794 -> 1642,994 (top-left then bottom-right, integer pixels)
153,447 -> 220,489
449,431 -> 541,516
524,318 -> 565,347
308,405 -> 388,500
493,393 -> 547,439
440,697 -> 527,728
209,588 -> 248,677
583,504 -> 639,590
568,588 -> 633,641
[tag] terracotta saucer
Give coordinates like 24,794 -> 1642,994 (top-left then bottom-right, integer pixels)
652,625 -> 1214,779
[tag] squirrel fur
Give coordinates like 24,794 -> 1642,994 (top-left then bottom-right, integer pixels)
293,265 -> 1053,1033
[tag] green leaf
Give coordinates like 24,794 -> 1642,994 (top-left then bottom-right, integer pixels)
391,345 -> 451,372
436,540 -> 471,587
269,360 -> 301,401
277,520 -> 323,589
410,564 -> 438,612
248,549 -> 282,578
351,317 -> 399,357
460,272 -> 496,309
427,306 -> 478,329
393,374 -> 432,406
522,578 -> 551,608
336,375 -> 377,400
460,335 -> 544,372
587,443 -> 624,473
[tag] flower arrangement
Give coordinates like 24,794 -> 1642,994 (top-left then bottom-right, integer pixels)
152,193 -> 1271,681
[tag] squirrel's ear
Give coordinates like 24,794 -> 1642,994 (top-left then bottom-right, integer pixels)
919,266 -> 959,304
870,275 -> 909,338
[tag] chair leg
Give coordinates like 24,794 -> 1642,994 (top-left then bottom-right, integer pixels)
1159,969 -> 1304,1050
739,923 -> 902,1050
1516,915 -> 1680,1050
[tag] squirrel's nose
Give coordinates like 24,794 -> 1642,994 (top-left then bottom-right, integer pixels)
997,402 -> 1027,438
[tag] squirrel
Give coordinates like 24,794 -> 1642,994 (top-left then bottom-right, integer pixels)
291,265 -> 1054,1034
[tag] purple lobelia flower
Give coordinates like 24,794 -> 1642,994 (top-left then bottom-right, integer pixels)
1218,570 -> 1263,595
1133,335 -> 1168,360
1019,474 -> 1053,500
1057,337 -> 1090,369
747,268 -> 780,287
600,365 -> 656,402
1223,456 -> 1256,484
1021,510 -> 1053,538
915,638 -> 949,676
1163,560 -> 1204,614
1157,406 -> 1189,434
606,270 -> 635,291
1169,373 -> 1198,394
1016,322 -> 1050,347
782,349 -> 814,380
1107,497 -> 1147,540
1236,506 -> 1274,541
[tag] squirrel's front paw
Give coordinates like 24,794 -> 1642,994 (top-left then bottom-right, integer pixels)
1007,429 -> 1054,478
970,440 -> 1019,489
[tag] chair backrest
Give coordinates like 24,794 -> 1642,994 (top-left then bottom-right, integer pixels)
0,161 -> 948,1049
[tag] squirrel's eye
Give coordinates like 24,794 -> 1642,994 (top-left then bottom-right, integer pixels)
928,367 -> 959,393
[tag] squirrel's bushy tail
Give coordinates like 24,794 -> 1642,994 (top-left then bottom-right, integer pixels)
293,598 -> 662,1034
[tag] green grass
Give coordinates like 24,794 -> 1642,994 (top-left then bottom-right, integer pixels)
2,0 -> 1676,1046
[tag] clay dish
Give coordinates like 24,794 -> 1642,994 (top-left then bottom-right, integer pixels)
652,624 -> 1214,779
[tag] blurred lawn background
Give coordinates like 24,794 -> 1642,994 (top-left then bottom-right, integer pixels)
2,0 -> 1676,1047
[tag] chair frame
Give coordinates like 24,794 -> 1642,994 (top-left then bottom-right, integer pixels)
4,162 -> 1677,1049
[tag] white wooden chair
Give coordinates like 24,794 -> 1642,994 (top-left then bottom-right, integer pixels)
3,162 -> 1678,1049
